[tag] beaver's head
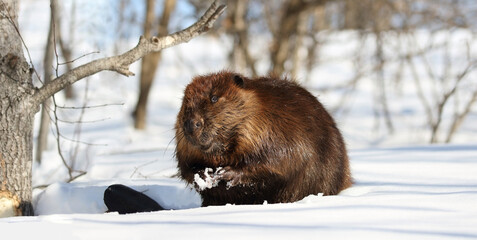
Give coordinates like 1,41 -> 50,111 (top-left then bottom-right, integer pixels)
176,71 -> 254,154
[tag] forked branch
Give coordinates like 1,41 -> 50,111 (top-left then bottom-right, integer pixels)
30,0 -> 226,106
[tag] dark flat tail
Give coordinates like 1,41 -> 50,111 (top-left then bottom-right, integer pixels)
104,184 -> 164,214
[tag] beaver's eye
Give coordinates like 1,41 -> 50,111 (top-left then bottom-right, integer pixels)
211,95 -> 218,103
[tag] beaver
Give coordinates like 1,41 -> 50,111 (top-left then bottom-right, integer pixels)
175,71 -> 352,207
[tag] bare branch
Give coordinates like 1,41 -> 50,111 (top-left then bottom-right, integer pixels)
445,89 -> 477,143
30,0 -> 226,106
58,51 -> 100,67
56,102 -> 124,110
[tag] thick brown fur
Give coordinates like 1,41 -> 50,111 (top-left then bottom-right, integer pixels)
175,71 -> 352,206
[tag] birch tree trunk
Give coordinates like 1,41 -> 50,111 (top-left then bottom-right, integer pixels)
0,0 -> 225,217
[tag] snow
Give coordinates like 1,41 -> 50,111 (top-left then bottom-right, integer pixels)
2,0 -> 477,239
4,145 -> 477,239
194,167 -> 222,191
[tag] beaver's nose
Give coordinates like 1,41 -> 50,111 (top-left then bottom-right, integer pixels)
184,118 -> 202,135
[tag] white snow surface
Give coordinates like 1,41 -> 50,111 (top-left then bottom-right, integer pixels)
2,1 -> 477,239
3,145 -> 477,240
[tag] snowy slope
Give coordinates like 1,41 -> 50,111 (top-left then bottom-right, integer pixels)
3,145 -> 477,240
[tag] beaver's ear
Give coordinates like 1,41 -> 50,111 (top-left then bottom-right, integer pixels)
233,75 -> 244,88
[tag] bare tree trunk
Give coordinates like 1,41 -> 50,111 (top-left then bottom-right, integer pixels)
291,11 -> 307,78
133,0 -> 176,129
269,0 -> 327,76
57,0 -> 75,99
269,0 -> 300,75
305,7 -> 326,83
35,0 -> 57,164
374,32 -> 394,134
445,90 -> 477,143
228,0 -> 246,72
343,0 -> 359,29
0,0 -> 35,216
225,0 -> 257,76
0,0 -> 225,216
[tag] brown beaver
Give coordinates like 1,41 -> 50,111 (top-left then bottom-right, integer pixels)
175,71 -> 351,206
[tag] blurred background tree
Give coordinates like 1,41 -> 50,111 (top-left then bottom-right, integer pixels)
33,0 -> 476,164
133,0 -> 176,129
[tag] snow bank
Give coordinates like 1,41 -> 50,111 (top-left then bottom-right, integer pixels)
3,145 -> 477,240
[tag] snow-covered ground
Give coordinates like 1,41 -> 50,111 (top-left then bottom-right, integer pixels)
2,1 -> 477,239
4,145 -> 477,240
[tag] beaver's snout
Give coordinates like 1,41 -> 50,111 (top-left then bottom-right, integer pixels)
183,115 -> 204,135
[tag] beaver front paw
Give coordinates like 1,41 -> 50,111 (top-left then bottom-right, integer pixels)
193,168 -> 219,191
216,166 -> 244,189
193,167 -> 245,191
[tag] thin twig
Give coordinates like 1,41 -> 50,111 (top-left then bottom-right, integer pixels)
57,51 -> 100,66
54,117 -> 112,124
55,103 -> 124,109
51,95 -> 73,180
69,78 -> 90,167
